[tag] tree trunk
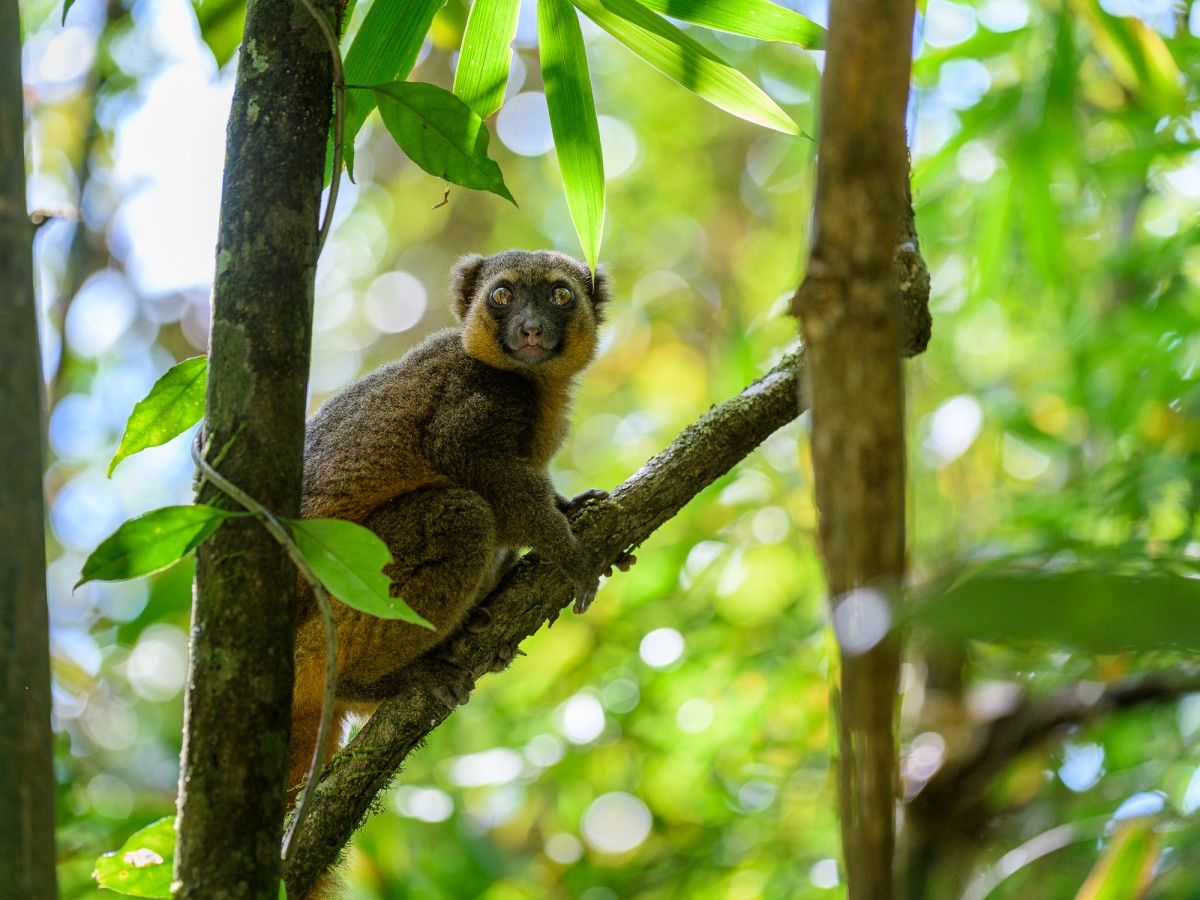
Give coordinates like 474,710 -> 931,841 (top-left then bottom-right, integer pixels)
790,0 -> 918,894
174,0 -> 336,894
0,2 -> 59,897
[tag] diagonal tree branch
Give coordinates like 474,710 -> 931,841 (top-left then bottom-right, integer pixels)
284,199 -> 932,894
284,345 -> 808,894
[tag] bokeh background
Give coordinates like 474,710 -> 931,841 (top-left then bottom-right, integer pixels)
17,0 -> 1200,894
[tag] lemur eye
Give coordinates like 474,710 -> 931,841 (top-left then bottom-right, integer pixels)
551,286 -> 574,306
490,287 -> 512,305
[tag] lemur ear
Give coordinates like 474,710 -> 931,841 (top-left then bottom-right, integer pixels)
589,264 -> 611,322
450,254 -> 486,320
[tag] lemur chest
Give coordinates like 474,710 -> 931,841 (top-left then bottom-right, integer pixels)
526,381 -> 573,469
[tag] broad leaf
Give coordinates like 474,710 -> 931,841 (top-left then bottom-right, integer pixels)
636,0 -> 825,49
539,0 -> 605,271
93,816 -> 175,898
453,0 -> 521,119
109,356 -> 207,477
195,0 -> 248,67
287,517 -> 434,628
911,568 -> 1200,653
79,505 -> 243,587
371,81 -> 516,204
329,0 -> 446,182
571,0 -> 801,135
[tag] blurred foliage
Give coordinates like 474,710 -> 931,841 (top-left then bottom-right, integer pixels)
14,0 -> 1200,895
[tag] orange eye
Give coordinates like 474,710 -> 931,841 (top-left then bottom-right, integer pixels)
490,287 -> 512,305
551,287 -> 573,306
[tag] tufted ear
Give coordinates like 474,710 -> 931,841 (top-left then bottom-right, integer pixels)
450,254 -> 486,321
589,264 -> 611,323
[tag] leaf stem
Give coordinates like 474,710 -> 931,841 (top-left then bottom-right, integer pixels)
190,434 -> 337,862
296,0 -> 346,255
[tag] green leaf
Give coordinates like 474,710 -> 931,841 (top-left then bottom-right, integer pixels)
911,568 -> 1200,653
370,81 -> 516,204
79,505 -> 243,587
195,0 -> 248,67
92,816 -> 176,898
539,0 -> 605,271
61,0 -> 76,24
109,356 -> 208,477
1077,820 -> 1159,900
635,0 -> 825,49
328,0 -> 446,182
287,518 -> 434,628
570,0 -> 801,135
453,0 -> 521,119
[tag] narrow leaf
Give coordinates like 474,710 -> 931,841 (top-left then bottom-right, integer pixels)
287,518 -> 434,628
539,0 -> 605,271
371,81 -> 516,204
109,356 -> 207,477
1077,820 -> 1159,900
92,816 -> 176,899
571,0 -> 801,135
636,0 -> 825,49
78,505 -> 243,587
453,0 -> 522,119
61,0 -> 76,24
911,569 -> 1200,653
327,0 -> 446,182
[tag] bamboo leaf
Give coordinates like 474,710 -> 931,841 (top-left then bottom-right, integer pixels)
78,505 -> 243,587
371,81 -> 515,203
453,0 -> 522,119
912,568 -> 1200,653
571,0 -> 801,135
539,0 -> 605,270
1077,820 -> 1159,900
108,356 -> 207,477
92,816 -> 176,898
287,518 -> 434,628
327,0 -> 447,182
636,0 -> 825,49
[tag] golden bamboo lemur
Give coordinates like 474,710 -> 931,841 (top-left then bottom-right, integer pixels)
288,250 -> 611,810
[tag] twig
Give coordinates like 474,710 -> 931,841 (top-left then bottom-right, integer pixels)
295,0 -> 345,255
190,434 -> 337,860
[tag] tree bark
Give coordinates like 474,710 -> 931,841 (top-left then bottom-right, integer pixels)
789,0 -> 918,894
0,2 -> 58,897
174,0 -> 336,894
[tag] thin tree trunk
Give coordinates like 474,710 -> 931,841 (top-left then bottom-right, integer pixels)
790,0 -> 918,894
174,0 -> 336,894
0,1 -> 58,896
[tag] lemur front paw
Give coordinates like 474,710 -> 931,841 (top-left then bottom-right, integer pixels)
558,488 -> 609,520
431,653 -> 476,709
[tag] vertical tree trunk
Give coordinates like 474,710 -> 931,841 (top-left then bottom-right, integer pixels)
174,0 -> 336,894
0,2 -> 59,897
791,0 -> 917,895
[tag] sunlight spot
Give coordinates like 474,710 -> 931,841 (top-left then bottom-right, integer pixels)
639,627 -> 684,668
581,793 -> 651,854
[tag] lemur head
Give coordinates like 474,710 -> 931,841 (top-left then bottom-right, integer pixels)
451,250 -> 610,379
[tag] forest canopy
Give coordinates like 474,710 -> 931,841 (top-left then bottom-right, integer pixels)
9,0 -> 1200,895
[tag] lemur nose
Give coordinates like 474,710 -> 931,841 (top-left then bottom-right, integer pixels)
522,322 -> 543,337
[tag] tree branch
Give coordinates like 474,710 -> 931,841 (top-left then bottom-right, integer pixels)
284,346 -> 808,894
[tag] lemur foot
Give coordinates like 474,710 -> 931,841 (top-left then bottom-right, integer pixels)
603,551 -> 638,579
431,654 -> 476,709
490,643 -> 527,673
465,606 -> 493,633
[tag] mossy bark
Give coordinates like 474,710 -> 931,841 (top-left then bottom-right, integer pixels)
174,0 -> 336,895
0,3 -> 58,897
789,0 -> 919,895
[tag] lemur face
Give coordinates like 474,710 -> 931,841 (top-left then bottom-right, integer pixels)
452,250 -> 610,377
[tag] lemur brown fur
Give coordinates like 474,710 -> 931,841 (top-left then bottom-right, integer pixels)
287,250 -> 612,829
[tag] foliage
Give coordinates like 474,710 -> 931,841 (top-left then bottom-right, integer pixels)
91,816 -> 174,898
17,0 -> 1200,895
